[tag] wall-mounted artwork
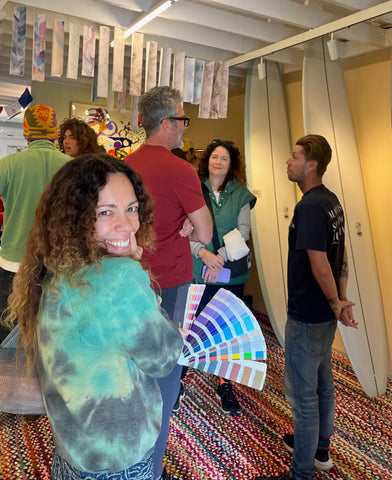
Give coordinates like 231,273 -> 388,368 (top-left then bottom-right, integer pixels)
70,101 -> 145,158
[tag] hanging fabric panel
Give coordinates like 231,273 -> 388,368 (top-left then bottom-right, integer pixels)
199,60 -> 215,119
92,65 -> 99,102
67,23 -> 80,80
118,78 -> 127,113
51,20 -> 64,77
9,5 -> 26,76
145,40 -> 158,92
172,52 -> 185,95
82,25 -> 96,77
210,61 -> 223,119
112,26 -> 125,92
219,62 -> 229,118
107,73 -> 114,111
32,13 -> 46,82
183,57 -> 195,103
97,26 -> 110,98
193,59 -> 204,105
158,47 -> 172,87
129,33 -> 144,96
130,95 -> 139,130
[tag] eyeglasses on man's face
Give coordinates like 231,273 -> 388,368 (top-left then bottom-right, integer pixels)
166,116 -> 191,127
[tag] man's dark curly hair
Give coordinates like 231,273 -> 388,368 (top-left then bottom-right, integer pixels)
58,118 -> 101,156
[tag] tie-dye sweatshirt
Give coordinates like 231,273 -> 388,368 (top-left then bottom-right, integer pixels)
36,257 -> 183,473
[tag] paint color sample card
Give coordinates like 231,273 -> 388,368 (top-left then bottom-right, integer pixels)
178,287 -> 267,390
173,284 -> 205,330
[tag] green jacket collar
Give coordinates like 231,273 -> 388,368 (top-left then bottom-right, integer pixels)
28,139 -> 57,150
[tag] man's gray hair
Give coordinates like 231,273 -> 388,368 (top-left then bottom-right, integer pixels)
138,86 -> 182,137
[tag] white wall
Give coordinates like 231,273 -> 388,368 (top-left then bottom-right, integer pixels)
0,121 -> 27,159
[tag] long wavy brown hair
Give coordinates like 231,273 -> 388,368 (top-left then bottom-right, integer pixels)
58,118 -> 101,156
198,139 -> 246,192
4,154 -> 155,374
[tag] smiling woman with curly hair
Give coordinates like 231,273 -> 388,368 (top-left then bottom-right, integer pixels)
3,154 -> 183,480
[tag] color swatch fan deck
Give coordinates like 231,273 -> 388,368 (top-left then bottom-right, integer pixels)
177,286 -> 267,390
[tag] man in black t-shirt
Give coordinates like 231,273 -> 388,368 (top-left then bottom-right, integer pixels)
255,135 -> 358,480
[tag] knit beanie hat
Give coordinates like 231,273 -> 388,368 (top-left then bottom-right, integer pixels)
23,105 -> 58,140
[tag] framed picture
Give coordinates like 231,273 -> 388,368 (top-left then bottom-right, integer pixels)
70,101 -> 146,157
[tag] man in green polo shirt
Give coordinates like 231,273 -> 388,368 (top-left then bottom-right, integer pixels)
0,105 -> 70,342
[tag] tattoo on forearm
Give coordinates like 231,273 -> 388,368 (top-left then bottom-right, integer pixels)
328,296 -> 339,314
341,260 -> 348,278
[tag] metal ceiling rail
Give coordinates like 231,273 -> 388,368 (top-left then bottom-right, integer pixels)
228,0 -> 392,67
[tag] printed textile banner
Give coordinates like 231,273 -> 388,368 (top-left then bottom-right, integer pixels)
67,23 -> 80,79
10,5 -> 26,76
32,13 -> 46,82
51,20 -> 64,77
82,25 -> 96,77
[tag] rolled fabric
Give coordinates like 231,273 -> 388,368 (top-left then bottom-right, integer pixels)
223,228 -> 249,261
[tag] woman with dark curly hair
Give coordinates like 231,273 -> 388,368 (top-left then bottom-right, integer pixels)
190,139 -> 256,415
4,154 -> 184,480
58,118 -> 101,157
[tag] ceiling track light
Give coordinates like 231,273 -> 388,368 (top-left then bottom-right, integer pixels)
125,0 -> 178,39
110,0 -> 178,47
327,32 -> 340,61
257,57 -> 266,80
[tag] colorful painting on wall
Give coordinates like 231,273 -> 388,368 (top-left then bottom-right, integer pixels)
70,101 -> 145,158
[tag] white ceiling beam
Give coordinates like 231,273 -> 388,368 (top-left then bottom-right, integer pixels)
322,0 -> 378,10
166,1 -> 301,43
93,0 -> 144,11
139,17 -> 263,55
202,0 -> 337,28
323,0 -> 392,24
4,0 -> 386,52
228,0 -> 392,67
15,0 -> 136,27
199,0 -> 385,46
145,1 -> 385,50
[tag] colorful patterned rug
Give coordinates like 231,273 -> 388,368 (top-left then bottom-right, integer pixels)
1,313 -> 391,480
165,313 -> 392,480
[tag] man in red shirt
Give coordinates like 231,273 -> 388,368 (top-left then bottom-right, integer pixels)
125,86 -> 212,480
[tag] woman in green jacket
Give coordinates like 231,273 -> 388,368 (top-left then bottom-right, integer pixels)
190,139 -> 256,415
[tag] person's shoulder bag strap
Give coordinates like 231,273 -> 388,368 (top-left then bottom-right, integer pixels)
201,183 -> 220,252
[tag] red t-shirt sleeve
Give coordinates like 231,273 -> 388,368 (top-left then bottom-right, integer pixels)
172,162 -> 205,215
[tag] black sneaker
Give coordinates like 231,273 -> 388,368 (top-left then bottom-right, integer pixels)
172,383 -> 185,413
314,448 -> 333,471
216,382 -> 241,414
282,433 -> 333,471
282,433 -> 294,454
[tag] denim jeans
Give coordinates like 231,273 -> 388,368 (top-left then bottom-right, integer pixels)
153,282 -> 190,479
52,451 -> 153,479
284,316 -> 337,480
